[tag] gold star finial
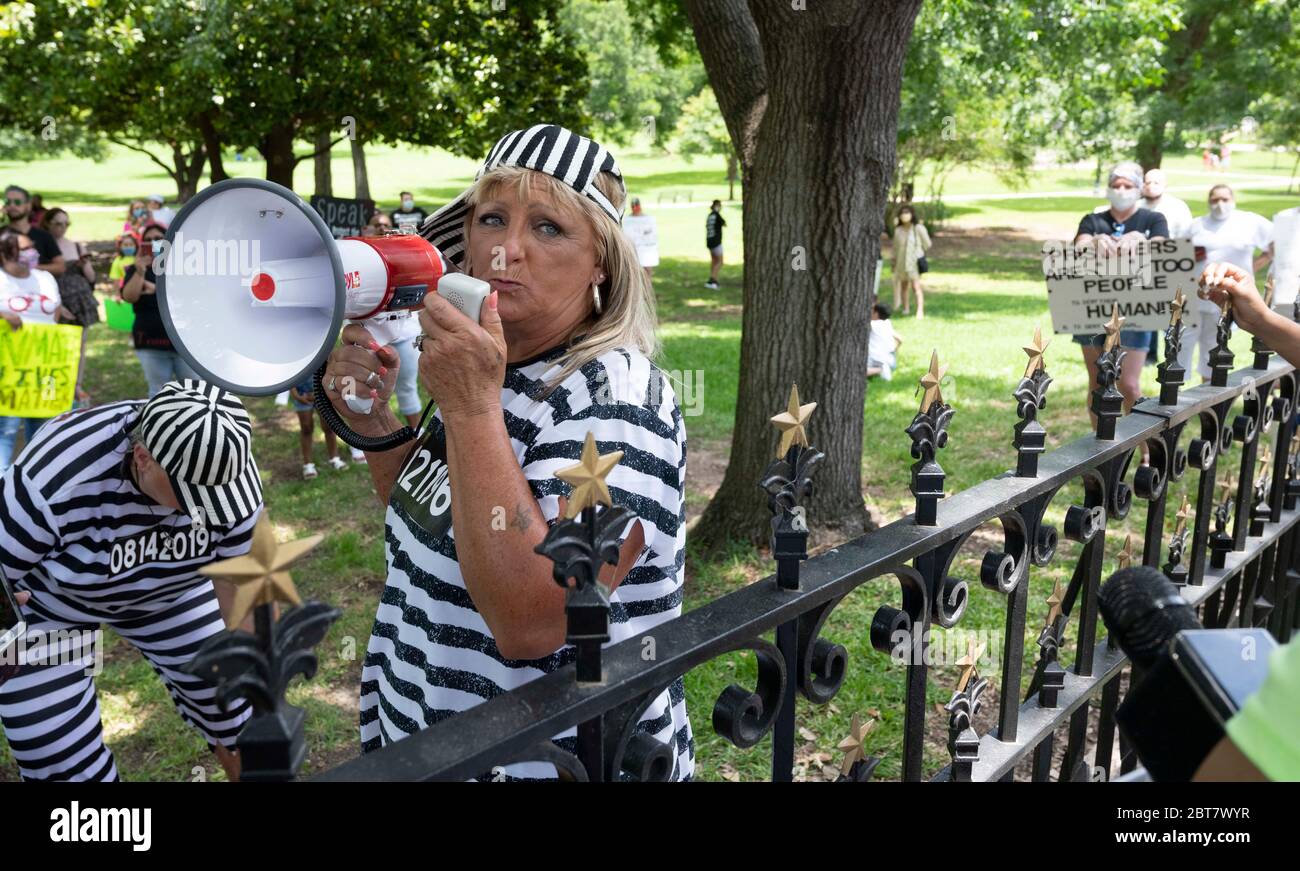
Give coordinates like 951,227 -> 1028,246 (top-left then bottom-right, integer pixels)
1045,577 -> 1066,626
555,432 -> 624,519
770,383 -> 817,458
836,713 -> 876,776
918,350 -> 948,414
1023,326 -> 1051,378
1102,304 -> 1126,353
1169,289 -> 1187,327
955,637 -> 987,693
1174,495 -> 1191,538
199,513 -> 320,630
1116,533 -> 1134,570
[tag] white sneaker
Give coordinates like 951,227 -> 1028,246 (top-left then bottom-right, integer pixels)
328,456 -> 348,471
350,447 -> 367,464
302,463 -> 318,480
704,279 -> 719,289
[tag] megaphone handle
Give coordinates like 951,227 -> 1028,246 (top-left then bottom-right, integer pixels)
313,361 -> 420,452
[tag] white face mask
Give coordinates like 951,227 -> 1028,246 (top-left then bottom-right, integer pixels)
401,198 -> 414,210
1108,187 -> 1140,212
1210,202 -> 1234,221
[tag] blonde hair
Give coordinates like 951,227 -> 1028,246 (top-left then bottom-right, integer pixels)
460,165 -> 660,397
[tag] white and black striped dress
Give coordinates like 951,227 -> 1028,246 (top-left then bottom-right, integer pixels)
360,344 -> 695,780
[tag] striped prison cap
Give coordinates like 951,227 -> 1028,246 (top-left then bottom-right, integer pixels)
418,124 -> 626,268
132,379 -> 262,527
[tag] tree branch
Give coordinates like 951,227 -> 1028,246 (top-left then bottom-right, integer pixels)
107,135 -> 180,183
292,133 -> 349,167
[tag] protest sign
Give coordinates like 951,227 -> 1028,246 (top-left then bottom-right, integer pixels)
310,195 -> 376,239
623,214 -> 660,268
0,323 -> 82,417
1043,238 -> 1199,333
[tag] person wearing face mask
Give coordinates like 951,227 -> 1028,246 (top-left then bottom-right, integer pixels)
108,233 -> 139,290
1184,185 -> 1273,380
390,190 -> 427,233
0,231 -> 76,470
2,185 -> 64,279
123,200 -> 149,235
1071,162 -> 1168,424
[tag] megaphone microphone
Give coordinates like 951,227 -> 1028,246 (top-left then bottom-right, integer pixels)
157,178 -> 490,451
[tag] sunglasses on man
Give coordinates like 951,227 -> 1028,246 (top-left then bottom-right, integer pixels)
5,198 -> 27,206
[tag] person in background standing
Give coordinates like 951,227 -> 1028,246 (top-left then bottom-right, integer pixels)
1267,201 -> 1300,316
1139,168 -> 1195,362
390,191 -> 427,233
1184,184 -> 1272,380
705,199 -> 725,289
891,204 -> 932,319
1140,169 -> 1193,240
0,230 -> 75,470
120,223 -> 199,397
146,194 -> 176,228
109,233 -> 138,290
623,197 -> 659,283
289,376 -> 347,480
866,302 -> 902,380
124,200 -> 149,236
27,195 -> 46,228
42,209 -> 100,408
1072,161 -> 1168,422
3,186 -> 64,278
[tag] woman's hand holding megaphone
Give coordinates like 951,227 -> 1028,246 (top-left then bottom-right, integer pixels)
322,323 -> 401,426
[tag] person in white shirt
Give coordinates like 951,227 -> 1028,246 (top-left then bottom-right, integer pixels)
1268,205 -> 1300,315
622,198 -> 659,283
867,302 -> 902,380
1185,184 -> 1273,379
146,194 -> 176,228
0,231 -> 75,469
1140,168 -> 1194,240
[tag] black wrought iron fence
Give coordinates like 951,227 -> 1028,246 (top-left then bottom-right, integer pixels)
192,301 -> 1300,782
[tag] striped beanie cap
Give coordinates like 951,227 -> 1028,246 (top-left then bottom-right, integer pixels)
419,124 -> 626,268
133,379 -> 262,527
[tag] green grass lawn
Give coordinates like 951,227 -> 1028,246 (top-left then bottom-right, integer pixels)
0,143 -> 1289,781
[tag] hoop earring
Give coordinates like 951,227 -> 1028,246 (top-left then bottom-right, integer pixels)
592,282 -> 603,315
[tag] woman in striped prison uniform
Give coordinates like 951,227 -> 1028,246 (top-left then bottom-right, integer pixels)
0,380 -> 263,781
321,124 -> 694,780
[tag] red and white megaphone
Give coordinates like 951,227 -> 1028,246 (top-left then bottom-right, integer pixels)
157,178 -> 488,445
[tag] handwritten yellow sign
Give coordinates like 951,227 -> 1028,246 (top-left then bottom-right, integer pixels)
0,323 -> 82,417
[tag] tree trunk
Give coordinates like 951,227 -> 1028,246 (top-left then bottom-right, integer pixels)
315,130 -> 334,197
168,142 -> 207,203
196,110 -> 228,183
260,123 -> 297,188
1136,117 -> 1167,170
179,144 -> 206,202
351,137 -> 370,201
685,0 -> 923,551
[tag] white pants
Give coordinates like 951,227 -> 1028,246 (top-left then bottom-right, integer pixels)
1177,314 -> 1218,381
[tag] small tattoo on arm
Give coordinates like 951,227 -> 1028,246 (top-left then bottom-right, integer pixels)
511,503 -> 533,532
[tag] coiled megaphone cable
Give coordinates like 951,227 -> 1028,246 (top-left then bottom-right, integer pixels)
312,360 -> 436,454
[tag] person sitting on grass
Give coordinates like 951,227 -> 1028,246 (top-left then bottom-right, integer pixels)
867,301 -> 901,380
289,376 -> 347,480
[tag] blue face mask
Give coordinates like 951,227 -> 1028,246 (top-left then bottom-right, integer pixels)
133,208 -> 147,218
122,246 -> 137,256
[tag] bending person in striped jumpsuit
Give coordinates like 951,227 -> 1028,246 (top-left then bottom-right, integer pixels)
0,380 -> 263,781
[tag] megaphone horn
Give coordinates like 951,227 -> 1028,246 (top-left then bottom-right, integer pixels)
157,178 -> 489,450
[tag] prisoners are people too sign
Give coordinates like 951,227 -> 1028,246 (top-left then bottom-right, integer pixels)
1043,239 -> 1200,333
